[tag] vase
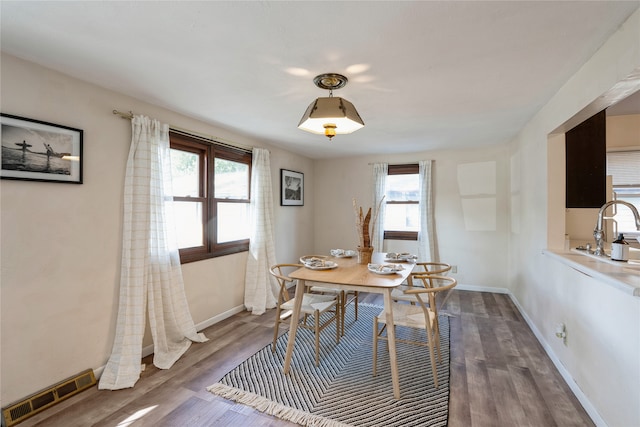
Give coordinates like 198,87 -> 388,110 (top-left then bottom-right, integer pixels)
357,246 -> 374,264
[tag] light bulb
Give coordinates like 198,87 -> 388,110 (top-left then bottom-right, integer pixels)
324,123 -> 337,140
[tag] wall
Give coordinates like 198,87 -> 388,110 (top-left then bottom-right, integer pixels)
607,114 -> 640,148
511,8 -> 640,427
0,53 -> 314,405
313,145 -> 511,291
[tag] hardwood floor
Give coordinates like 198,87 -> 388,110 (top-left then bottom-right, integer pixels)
16,291 -> 593,427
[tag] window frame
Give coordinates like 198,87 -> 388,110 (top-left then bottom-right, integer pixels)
170,131 -> 251,263
384,164 -> 419,241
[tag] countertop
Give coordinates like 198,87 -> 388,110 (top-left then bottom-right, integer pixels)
543,248 -> 640,297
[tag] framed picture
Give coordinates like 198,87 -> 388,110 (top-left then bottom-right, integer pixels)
1,113 -> 83,184
281,169 -> 304,206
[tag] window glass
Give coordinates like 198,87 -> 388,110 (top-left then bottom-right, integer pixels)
613,189 -> 640,234
173,201 -> 204,248
215,158 -> 249,199
170,149 -> 200,197
385,174 -> 419,201
385,204 -> 420,232
217,202 -> 251,243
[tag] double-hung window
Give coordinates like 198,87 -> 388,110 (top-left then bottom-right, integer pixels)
384,164 -> 419,240
170,131 -> 251,263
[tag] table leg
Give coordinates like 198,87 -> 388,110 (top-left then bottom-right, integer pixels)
283,278 -> 306,374
383,288 -> 401,399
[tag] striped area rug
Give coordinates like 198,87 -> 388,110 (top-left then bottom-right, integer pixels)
208,303 -> 450,427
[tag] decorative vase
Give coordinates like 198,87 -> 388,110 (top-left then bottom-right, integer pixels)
357,246 -> 374,264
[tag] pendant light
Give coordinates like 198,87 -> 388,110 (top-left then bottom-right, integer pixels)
298,73 -> 364,140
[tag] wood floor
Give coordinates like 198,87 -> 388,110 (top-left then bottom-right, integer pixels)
16,290 -> 593,427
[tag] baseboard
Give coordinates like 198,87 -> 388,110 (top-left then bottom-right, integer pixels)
455,283 -> 509,294
94,304 -> 246,380
506,292 -> 606,427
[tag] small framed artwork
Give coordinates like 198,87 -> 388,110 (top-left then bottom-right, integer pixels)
281,169 -> 304,206
1,113 -> 83,184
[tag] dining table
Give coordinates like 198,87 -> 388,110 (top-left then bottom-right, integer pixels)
284,252 -> 413,399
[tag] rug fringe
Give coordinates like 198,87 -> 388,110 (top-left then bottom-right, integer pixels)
207,383 -> 352,427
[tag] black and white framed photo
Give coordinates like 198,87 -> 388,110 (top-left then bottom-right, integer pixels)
1,113 -> 83,184
281,169 -> 304,206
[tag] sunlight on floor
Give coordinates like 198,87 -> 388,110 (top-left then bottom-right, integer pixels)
116,405 -> 158,427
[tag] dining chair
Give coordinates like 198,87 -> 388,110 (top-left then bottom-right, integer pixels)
301,255 -> 359,336
373,274 -> 457,388
310,285 -> 358,336
391,262 -> 452,305
269,263 -> 341,366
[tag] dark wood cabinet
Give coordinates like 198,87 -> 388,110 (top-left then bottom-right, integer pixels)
565,110 -> 606,208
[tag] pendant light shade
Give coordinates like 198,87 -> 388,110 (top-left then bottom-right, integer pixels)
298,73 -> 364,140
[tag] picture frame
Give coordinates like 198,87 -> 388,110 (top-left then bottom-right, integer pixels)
281,169 -> 304,206
1,113 -> 83,184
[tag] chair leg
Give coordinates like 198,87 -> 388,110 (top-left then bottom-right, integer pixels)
372,316 -> 378,376
314,309 -> 320,367
426,326 -> 439,388
434,319 -> 442,363
272,309 -> 281,353
340,291 -> 346,336
354,291 -> 359,320
336,303 -> 341,344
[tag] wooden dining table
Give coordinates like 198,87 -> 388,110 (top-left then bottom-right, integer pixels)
285,252 -> 413,399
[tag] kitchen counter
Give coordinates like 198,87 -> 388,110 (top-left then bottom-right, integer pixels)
543,248 -> 640,297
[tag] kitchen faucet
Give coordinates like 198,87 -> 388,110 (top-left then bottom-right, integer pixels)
593,200 -> 640,256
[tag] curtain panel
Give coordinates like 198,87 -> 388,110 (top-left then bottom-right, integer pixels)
99,115 -> 207,390
372,163 -> 388,252
244,148 -> 278,315
419,160 -> 437,262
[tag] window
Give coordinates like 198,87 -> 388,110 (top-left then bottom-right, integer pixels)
384,164 -> 419,240
607,150 -> 640,236
170,131 -> 251,263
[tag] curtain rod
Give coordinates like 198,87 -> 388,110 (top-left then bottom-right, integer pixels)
367,161 -> 421,165
112,109 -> 253,153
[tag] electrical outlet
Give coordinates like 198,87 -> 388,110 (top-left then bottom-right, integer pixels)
451,265 -> 458,273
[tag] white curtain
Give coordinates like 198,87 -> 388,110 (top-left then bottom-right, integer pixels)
372,163 -> 387,252
244,148 -> 279,315
418,160 -> 437,262
99,115 -> 207,390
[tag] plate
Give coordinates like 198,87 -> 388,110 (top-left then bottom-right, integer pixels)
384,257 -> 416,263
330,249 -> 357,258
368,263 -> 404,275
385,252 -> 417,262
303,260 -> 338,270
300,255 -> 328,264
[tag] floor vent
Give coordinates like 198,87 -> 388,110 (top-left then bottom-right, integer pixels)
2,369 -> 96,426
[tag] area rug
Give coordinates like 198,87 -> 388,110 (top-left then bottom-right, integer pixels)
207,303 -> 450,427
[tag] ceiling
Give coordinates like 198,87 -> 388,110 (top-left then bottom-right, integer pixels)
1,1 -> 638,159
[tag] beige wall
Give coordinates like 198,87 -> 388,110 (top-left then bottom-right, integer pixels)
607,114 -> 640,148
0,53 -> 314,404
313,145 -> 511,290
512,8 -> 640,427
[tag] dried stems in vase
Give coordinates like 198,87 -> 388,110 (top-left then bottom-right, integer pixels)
352,197 -> 385,249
